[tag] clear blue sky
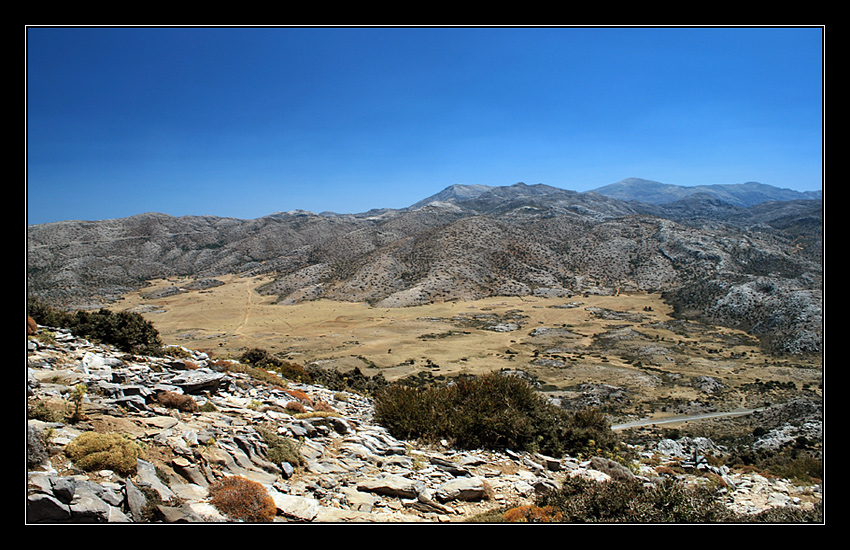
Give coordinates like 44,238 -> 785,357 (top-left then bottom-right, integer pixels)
26,26 -> 824,225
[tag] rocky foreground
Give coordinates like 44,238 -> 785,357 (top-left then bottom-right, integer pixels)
26,326 -> 822,523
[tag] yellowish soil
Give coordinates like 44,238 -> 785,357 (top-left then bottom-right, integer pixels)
114,274 -> 822,419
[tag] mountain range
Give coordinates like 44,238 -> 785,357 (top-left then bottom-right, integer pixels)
591,177 -> 821,207
26,178 -> 823,354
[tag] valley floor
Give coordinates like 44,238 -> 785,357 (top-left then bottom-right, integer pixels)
116,275 -> 822,423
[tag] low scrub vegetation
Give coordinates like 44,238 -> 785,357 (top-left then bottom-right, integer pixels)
209,359 -> 288,389
725,445 -> 823,485
208,475 -> 277,522
256,424 -> 304,469
304,364 -> 389,396
373,372 -> 618,457
28,298 -> 163,355
536,476 -> 733,523
478,476 -> 822,523
240,348 -> 313,382
155,390 -> 199,412
64,432 -> 143,477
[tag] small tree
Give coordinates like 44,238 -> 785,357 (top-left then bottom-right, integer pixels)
69,384 -> 88,423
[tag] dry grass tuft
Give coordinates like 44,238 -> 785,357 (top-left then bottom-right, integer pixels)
64,431 -> 142,476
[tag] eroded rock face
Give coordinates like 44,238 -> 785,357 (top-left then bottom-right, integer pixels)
26,327 -> 821,523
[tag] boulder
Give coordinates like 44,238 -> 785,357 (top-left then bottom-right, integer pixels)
589,456 -> 635,480
168,370 -> 226,394
268,489 -> 320,522
357,473 -> 422,499
435,476 -> 488,502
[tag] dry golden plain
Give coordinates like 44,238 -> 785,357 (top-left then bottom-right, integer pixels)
114,274 -> 822,420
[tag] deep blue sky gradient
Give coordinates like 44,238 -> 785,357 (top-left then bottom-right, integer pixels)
26,26 -> 824,225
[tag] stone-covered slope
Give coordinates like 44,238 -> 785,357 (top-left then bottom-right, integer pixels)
27,324 -> 822,523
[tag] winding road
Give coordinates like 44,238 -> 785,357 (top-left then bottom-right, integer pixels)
611,408 -> 763,431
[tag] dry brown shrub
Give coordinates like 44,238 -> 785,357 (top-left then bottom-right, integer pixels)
312,400 -> 336,413
156,390 -> 199,412
284,388 -> 313,406
502,505 -> 562,523
285,401 -> 307,413
209,475 -> 277,522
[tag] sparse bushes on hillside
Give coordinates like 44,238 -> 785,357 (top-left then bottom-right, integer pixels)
724,445 -> 823,485
373,372 -> 618,457
27,297 -> 69,328
27,297 -> 163,355
534,476 -> 734,523
240,348 -> 312,382
517,475 -> 823,523
304,364 -> 389,396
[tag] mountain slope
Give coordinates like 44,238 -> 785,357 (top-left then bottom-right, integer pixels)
27,180 -> 823,354
592,177 -> 822,207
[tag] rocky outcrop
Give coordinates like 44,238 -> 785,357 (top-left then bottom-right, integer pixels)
27,325 -> 822,523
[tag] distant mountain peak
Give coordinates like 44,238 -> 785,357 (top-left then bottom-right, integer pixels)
591,178 -> 821,207
409,184 -> 493,209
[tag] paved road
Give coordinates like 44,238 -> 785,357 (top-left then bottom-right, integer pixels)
611,408 -> 762,431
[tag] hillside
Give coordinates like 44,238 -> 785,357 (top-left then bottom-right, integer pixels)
590,177 -> 823,207
26,321 -> 823,523
26,180 -> 823,354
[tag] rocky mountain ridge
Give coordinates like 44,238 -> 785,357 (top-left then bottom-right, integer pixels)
26,324 -> 823,523
591,178 -> 822,207
27,179 -> 823,354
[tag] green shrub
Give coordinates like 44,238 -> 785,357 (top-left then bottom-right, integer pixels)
209,475 -> 277,522
745,502 -> 823,523
68,308 -> 163,355
373,372 -> 619,457
27,297 -> 73,328
725,446 -> 824,485
64,431 -> 142,476
238,348 -> 314,384
475,476 -> 822,523
536,476 -> 735,523
240,348 -> 281,369
256,425 -> 304,469
27,298 -> 163,355
305,364 -> 388,395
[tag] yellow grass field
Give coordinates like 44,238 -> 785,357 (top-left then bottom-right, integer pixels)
115,274 -> 822,420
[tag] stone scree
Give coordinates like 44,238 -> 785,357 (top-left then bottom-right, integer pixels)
26,326 -> 822,522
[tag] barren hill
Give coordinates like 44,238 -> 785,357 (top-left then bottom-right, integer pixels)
591,177 -> 823,207
26,180 -> 823,354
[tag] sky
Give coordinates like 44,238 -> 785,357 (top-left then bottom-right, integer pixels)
26,26 -> 824,225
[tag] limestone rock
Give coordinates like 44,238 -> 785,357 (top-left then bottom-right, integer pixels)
25,325 -> 823,523
357,473 -> 422,500
435,476 -> 487,502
